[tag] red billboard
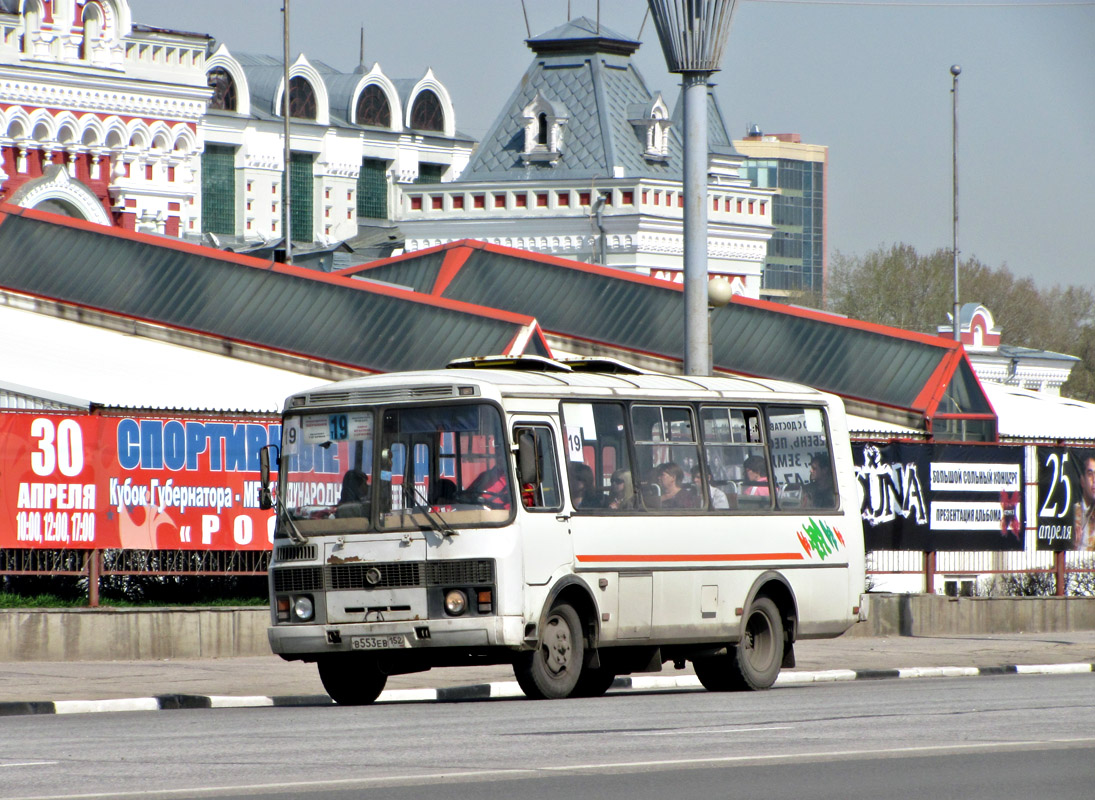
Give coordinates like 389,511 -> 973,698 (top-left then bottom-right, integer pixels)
1,412 -> 279,550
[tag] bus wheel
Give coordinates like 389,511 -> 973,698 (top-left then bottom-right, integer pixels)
573,665 -> 616,698
694,596 -> 784,692
317,655 -> 388,705
514,603 -> 585,699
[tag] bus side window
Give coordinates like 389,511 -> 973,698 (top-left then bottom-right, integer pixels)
514,426 -> 562,511
766,406 -> 838,511
562,402 -> 632,512
700,406 -> 770,512
632,405 -> 704,511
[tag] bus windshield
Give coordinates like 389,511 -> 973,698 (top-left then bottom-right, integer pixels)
279,402 -> 512,535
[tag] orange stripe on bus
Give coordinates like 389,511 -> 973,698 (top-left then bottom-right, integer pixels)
575,553 -> 804,563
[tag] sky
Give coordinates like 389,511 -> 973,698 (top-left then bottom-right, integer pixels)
129,0 -> 1095,292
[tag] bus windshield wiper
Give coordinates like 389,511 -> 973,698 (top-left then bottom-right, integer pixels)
403,483 -> 457,538
276,496 -> 307,544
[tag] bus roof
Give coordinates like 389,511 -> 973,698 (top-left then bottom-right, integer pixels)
287,362 -> 839,409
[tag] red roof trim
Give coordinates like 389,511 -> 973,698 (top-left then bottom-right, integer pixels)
340,238 -> 686,293
433,245 -> 475,296
528,323 -> 554,359
0,287 -> 382,376
0,203 -> 278,271
731,294 -> 963,351
911,348 -> 962,413
0,204 -> 540,329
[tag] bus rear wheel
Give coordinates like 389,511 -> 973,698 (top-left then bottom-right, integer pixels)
514,602 -> 585,699
317,655 -> 388,705
694,596 -> 784,692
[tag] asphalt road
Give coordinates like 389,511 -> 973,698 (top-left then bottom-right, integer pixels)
2,672 -> 1093,799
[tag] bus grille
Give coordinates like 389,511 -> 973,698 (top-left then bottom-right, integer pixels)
272,566 -> 323,592
272,560 -> 494,593
329,561 -> 423,590
426,559 -> 494,585
275,545 -> 317,562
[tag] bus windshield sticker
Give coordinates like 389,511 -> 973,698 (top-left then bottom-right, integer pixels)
346,413 -> 373,438
300,415 -> 331,445
566,426 -> 584,461
803,408 -> 824,434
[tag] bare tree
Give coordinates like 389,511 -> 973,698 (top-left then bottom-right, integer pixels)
816,243 -> 1095,402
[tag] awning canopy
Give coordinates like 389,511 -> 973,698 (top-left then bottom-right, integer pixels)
0,206 -> 551,381
339,240 -> 996,439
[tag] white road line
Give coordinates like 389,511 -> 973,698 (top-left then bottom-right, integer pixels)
8,738 -> 1095,800
0,762 -> 59,769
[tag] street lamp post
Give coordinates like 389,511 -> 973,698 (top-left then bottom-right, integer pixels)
646,0 -> 739,376
282,1 -> 292,265
951,64 -> 961,342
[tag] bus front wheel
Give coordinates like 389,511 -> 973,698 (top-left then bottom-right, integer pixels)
514,602 -> 585,699
694,596 -> 784,692
317,655 -> 388,705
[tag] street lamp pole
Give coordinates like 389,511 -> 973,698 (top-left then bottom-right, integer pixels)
647,1 -> 739,376
282,1 -> 292,265
951,64 -> 961,342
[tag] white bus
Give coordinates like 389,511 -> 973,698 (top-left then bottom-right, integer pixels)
259,357 -> 865,704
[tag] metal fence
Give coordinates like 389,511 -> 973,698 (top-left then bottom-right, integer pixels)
0,549 -> 270,605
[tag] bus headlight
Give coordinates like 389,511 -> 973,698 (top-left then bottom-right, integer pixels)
292,595 -> 315,622
444,589 -> 467,616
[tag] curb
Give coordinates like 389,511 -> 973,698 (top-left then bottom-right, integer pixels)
1,662 -> 1092,718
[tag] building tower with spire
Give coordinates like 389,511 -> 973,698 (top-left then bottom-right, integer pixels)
397,17 -> 774,296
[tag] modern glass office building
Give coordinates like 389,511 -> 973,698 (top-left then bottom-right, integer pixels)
734,129 -> 828,298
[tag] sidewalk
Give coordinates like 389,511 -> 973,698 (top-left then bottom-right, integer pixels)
1,629 -> 1093,711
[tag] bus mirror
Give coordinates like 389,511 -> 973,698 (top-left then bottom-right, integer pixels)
516,430 -> 538,484
259,445 -> 278,511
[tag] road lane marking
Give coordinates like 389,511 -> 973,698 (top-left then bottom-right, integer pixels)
7,738 -> 1095,800
0,762 -> 58,769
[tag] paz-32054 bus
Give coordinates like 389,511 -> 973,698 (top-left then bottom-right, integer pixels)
259,357 -> 865,703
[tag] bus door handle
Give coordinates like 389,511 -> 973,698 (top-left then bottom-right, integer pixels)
555,514 -> 570,523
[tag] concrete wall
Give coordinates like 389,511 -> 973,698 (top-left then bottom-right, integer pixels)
3,596 -> 1095,661
0,608 -> 271,662
855,593 -> 1095,638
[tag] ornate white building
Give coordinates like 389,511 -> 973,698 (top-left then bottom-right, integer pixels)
397,18 -> 775,297
0,1 -> 474,257
937,303 -> 1078,395
0,0 -> 209,235
200,47 -> 473,254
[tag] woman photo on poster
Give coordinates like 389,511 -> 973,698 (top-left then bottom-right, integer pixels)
1074,451 -> 1095,551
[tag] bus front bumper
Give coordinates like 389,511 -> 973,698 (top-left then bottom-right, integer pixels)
268,614 -> 525,658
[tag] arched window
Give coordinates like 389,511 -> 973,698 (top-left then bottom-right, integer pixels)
207,68 -> 237,112
80,2 -> 103,60
410,90 -> 443,132
282,76 -> 317,120
537,113 -> 548,146
355,84 -> 391,128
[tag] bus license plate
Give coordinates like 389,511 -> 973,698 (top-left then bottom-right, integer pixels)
350,634 -> 406,650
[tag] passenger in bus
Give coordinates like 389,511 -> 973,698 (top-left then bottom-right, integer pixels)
335,469 -> 370,518
465,465 -> 511,509
743,455 -> 771,497
804,452 -> 836,508
655,462 -> 698,508
607,469 -> 637,510
569,462 -> 602,508
692,466 -> 730,509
